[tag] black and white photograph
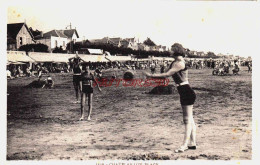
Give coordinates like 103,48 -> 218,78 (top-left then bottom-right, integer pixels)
1,0 -> 259,164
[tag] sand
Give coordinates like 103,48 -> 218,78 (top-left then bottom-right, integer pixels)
7,67 -> 252,160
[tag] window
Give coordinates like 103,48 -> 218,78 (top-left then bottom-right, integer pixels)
55,40 -> 58,47
19,37 -> 23,45
63,41 -> 65,47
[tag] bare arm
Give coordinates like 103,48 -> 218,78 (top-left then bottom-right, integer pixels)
92,74 -> 101,91
145,61 -> 185,78
79,79 -> 82,92
78,56 -> 85,63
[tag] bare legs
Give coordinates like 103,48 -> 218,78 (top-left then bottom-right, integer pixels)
73,82 -> 80,103
87,93 -> 93,120
175,105 -> 196,152
182,105 -> 196,147
79,93 -> 86,120
80,93 -> 93,121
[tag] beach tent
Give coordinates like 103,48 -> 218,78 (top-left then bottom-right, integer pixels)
134,58 -> 150,62
79,55 -> 109,62
87,49 -> 103,55
7,51 -> 35,63
29,52 -> 75,63
105,55 -> 131,62
10,61 -> 26,65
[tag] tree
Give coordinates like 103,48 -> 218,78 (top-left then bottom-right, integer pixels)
53,46 -> 67,53
143,38 -> 156,46
18,43 -> 49,53
29,27 -> 42,37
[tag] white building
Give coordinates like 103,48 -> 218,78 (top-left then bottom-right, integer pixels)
35,30 -> 68,52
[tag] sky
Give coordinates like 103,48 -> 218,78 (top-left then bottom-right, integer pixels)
5,0 -> 260,57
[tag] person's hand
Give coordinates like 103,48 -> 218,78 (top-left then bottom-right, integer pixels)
143,71 -> 152,78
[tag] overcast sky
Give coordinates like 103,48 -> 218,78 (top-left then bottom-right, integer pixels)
6,0 -> 260,57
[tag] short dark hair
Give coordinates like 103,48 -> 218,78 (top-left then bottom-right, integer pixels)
171,43 -> 186,57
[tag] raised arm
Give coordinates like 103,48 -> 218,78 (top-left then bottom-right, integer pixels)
68,57 -> 74,61
92,74 -> 101,91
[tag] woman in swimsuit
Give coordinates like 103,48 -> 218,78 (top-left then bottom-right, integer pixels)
79,65 -> 101,121
144,43 -> 197,153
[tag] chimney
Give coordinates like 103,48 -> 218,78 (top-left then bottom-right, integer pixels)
40,31 -> 43,37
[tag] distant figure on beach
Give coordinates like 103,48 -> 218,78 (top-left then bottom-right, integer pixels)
144,43 -> 197,153
232,61 -> 240,75
150,62 -> 156,74
247,62 -> 252,73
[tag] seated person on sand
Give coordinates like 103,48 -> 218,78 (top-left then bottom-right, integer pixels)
223,65 -> 229,74
7,69 -> 13,79
17,66 -> 23,77
26,67 -> 32,77
217,66 -> 224,75
42,75 -> 54,89
36,65 -> 43,81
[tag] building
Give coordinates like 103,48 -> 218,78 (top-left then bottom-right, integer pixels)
109,37 -> 122,47
189,51 -> 197,56
124,37 -> 139,50
152,45 -> 167,52
90,37 -> 139,50
161,46 -> 167,52
35,30 -> 68,52
58,29 -> 79,43
58,29 -> 79,53
89,36 -> 168,52
120,38 -> 139,50
197,51 -> 206,56
120,39 -> 131,49
7,23 -> 35,50
137,43 -> 150,51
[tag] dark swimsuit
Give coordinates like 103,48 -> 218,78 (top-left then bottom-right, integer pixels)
72,57 -> 82,86
170,61 -> 196,106
81,72 -> 94,94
